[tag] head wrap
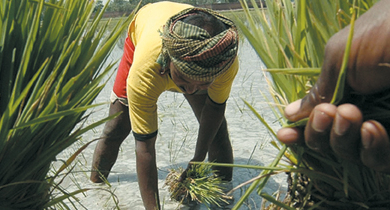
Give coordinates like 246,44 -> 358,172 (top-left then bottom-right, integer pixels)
158,7 -> 239,82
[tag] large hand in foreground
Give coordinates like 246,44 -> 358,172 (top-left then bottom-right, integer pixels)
277,0 -> 390,174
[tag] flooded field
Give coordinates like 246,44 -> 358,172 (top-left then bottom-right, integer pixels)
56,38 -> 287,210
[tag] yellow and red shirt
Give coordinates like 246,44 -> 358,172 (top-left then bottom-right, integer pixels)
125,2 -> 239,139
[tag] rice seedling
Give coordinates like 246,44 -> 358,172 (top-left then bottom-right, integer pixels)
164,164 -> 233,209
0,0 -> 135,209
230,0 -> 390,209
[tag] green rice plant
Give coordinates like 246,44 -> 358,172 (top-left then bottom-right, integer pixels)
231,0 -> 390,209
0,0 -> 135,209
164,164 -> 232,209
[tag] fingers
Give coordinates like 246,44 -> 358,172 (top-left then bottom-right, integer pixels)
329,104 -> 363,161
283,60 -> 342,123
284,82 -> 336,123
281,102 -> 390,174
278,100 -> 305,145
283,100 -> 304,121
283,103 -> 363,154
360,120 -> 390,174
304,103 -> 365,159
278,103 -> 337,147
277,127 -> 304,145
304,103 -> 337,151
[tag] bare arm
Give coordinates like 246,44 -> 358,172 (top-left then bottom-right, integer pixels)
135,136 -> 160,210
194,97 -> 226,162
184,94 -> 226,162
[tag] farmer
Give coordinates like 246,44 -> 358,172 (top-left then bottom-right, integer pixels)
90,1 -> 239,209
277,0 -> 390,174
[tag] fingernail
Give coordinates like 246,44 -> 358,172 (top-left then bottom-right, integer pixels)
277,128 -> 299,145
312,110 -> 331,133
361,126 -> 373,149
333,113 -> 350,136
284,100 -> 301,117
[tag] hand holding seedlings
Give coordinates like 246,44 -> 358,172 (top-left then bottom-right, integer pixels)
89,2 -> 239,209
277,0 -> 390,174
164,164 -> 232,207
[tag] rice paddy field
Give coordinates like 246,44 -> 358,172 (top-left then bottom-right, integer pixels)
6,0 -> 390,209
54,32 -> 288,209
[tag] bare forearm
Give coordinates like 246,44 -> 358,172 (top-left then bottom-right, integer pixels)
135,137 -> 160,210
192,99 -> 226,161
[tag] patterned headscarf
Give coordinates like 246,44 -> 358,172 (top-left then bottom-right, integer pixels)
158,7 -> 239,82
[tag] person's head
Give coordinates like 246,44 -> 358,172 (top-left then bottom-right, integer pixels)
159,8 -> 239,94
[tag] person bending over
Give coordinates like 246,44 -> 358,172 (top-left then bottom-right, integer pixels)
90,2 -> 239,209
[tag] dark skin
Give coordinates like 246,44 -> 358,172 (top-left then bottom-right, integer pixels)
90,61 -> 234,210
183,94 -> 233,181
135,135 -> 159,209
169,62 -> 233,181
277,0 -> 390,173
90,100 -> 130,183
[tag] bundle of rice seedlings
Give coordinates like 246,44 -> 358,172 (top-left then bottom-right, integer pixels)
164,164 -> 233,208
230,0 -> 390,209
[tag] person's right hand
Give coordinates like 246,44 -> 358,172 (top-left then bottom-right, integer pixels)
277,0 -> 390,174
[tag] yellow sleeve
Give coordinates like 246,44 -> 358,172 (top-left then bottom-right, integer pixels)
208,58 -> 239,104
127,60 -> 170,139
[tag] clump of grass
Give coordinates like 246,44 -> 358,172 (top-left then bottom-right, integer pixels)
0,0 -> 136,209
164,164 -> 232,208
